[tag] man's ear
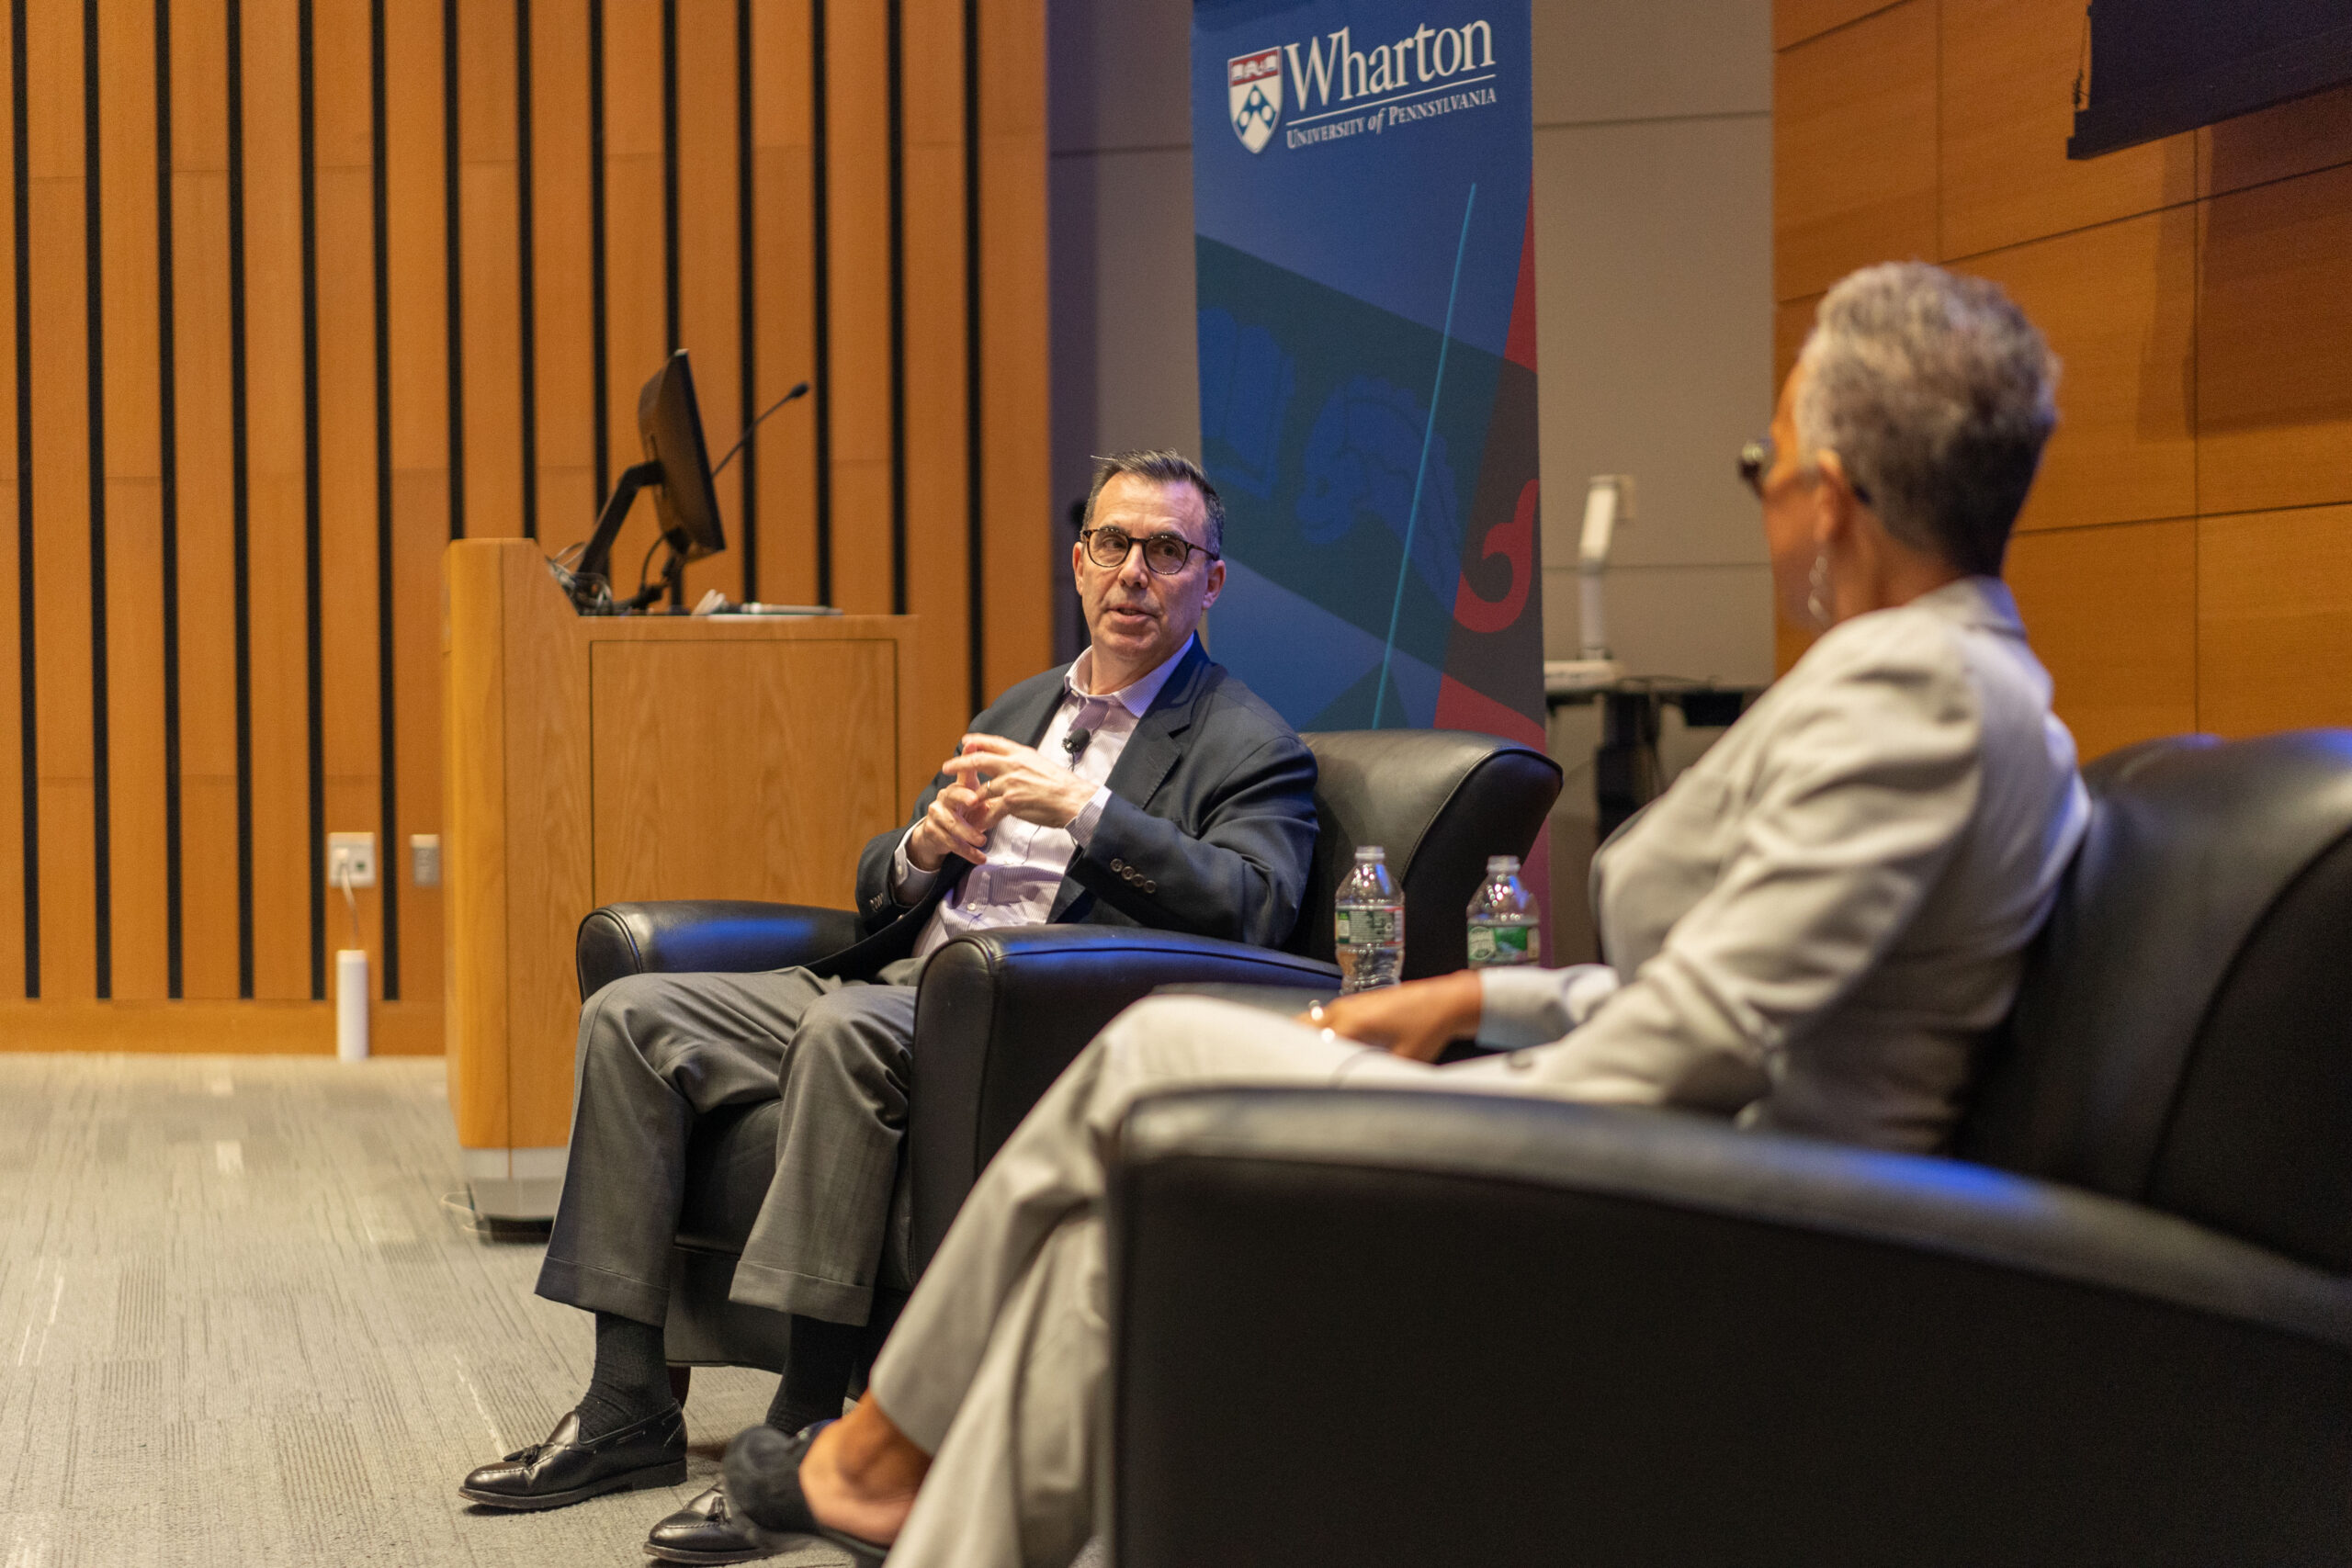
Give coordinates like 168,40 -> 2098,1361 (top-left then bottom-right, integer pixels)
1200,558 -> 1225,613
1070,539 -> 1088,591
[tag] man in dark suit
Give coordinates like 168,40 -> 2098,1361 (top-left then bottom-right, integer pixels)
458,450 -> 1316,1560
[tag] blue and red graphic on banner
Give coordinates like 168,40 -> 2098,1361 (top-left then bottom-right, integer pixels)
1193,0 -> 1547,903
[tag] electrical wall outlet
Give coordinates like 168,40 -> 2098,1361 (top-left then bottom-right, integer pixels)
327,831 -> 378,889
410,834 -> 441,887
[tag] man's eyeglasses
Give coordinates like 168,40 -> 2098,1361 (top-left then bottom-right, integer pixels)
1080,525 -> 1219,577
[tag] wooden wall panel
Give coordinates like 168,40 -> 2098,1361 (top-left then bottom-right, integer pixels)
2199,81 -> 2352,200
2199,505 -> 2352,738
598,0 -> 670,605
1938,0 -> 2191,263
1773,0 -> 1901,51
241,0 -> 311,1000
99,0 -> 167,1001
1963,209 -> 2196,534
171,0 -> 241,1001
0,4 -> 20,999
675,0 -> 742,609
826,0 -> 895,616
317,0 -> 382,980
978,0 -> 1052,698
4,0 -> 1047,1047
2197,164 -> 2352,517
459,0 -> 522,538
28,0 -> 99,1000
529,0 -> 594,567
902,0 -> 968,763
749,0 -> 816,606
2006,520 -> 2197,761
1772,0 -> 1938,301
386,0 -> 450,1027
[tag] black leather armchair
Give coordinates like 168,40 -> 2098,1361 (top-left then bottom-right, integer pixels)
572,728 -> 1563,1370
1104,731 -> 2352,1566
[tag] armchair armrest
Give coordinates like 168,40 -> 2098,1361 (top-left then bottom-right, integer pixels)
1108,1089 -> 2352,1568
576,899 -> 865,1002
905,925 -> 1340,1271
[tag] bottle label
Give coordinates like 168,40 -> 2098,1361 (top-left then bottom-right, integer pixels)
1335,908 -> 1402,945
1466,922 -> 1537,965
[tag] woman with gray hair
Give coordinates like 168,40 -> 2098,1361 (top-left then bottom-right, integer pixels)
718,261 -> 2093,1568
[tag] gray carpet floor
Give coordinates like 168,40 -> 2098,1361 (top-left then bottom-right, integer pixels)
0,1053 -> 871,1568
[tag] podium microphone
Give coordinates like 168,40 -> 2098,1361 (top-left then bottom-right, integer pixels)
710,380 -> 812,479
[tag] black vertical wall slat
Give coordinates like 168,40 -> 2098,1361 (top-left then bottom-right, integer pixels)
299,0 -> 325,999
734,0 -> 753,603
155,0 -> 183,998
370,0 -> 397,999
11,0 -> 37,998
442,0 -> 463,539
963,0 -> 982,716
661,0 -> 677,355
810,0 -> 830,604
515,0 -> 537,540
885,0 -> 905,617
227,0 -> 254,998
82,0 -> 114,998
589,0 -> 607,506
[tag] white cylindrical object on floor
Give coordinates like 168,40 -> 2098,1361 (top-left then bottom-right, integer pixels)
336,949 -> 369,1062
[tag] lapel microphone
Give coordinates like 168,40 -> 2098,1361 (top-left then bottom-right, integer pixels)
1063,727 -> 1094,761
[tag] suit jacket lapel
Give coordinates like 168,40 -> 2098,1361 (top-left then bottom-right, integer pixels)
983,673 -> 1068,750
1048,641 -> 1209,920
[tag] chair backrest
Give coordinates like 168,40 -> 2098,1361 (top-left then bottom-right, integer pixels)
1957,729 -> 2352,1272
1293,730 -> 1563,978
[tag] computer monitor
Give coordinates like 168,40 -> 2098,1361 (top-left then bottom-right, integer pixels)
638,350 -> 724,563
569,350 -> 724,612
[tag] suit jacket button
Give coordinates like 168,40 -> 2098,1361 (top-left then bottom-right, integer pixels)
1143,879 -> 1157,893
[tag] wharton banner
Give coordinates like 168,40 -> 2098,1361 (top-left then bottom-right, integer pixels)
1192,0 -> 1543,755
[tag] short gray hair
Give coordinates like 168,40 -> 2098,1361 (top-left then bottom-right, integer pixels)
1795,262 -> 2059,577
1081,450 -> 1225,556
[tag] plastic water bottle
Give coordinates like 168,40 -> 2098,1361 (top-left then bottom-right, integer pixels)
1334,845 -> 1405,991
1465,855 -> 1542,969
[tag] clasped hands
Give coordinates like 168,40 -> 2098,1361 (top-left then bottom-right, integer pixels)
904,734 -> 1101,874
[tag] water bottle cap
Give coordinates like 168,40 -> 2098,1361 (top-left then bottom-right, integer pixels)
1486,855 -> 1520,873
1353,845 -> 1386,862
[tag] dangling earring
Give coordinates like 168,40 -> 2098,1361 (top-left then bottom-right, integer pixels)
1806,548 -> 1832,629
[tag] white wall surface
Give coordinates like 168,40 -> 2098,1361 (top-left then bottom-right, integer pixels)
1046,0 -> 1774,953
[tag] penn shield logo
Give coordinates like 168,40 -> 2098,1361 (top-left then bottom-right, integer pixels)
1228,48 -> 1283,152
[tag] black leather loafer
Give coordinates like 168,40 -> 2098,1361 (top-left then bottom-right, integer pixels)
459,1405 -> 689,1511
645,1482 -> 775,1564
721,1423 -> 890,1566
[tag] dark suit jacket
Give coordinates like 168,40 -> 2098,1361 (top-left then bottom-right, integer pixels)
816,640 -> 1317,980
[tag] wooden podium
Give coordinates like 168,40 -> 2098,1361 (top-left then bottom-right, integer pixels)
444,539 -> 922,1215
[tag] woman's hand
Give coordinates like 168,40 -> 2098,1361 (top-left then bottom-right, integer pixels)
1298,970 -> 1484,1063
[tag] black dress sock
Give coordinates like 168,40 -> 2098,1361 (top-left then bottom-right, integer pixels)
574,1311 -> 674,1440
768,1314 -> 862,1435
764,1290 -> 915,1435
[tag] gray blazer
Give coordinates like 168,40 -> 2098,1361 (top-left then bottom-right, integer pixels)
822,641 -> 1318,980
1466,577 -> 2090,1155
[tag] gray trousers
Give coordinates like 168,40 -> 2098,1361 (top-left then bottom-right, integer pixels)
536,956 -> 927,1329
868,995 -> 1481,1568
